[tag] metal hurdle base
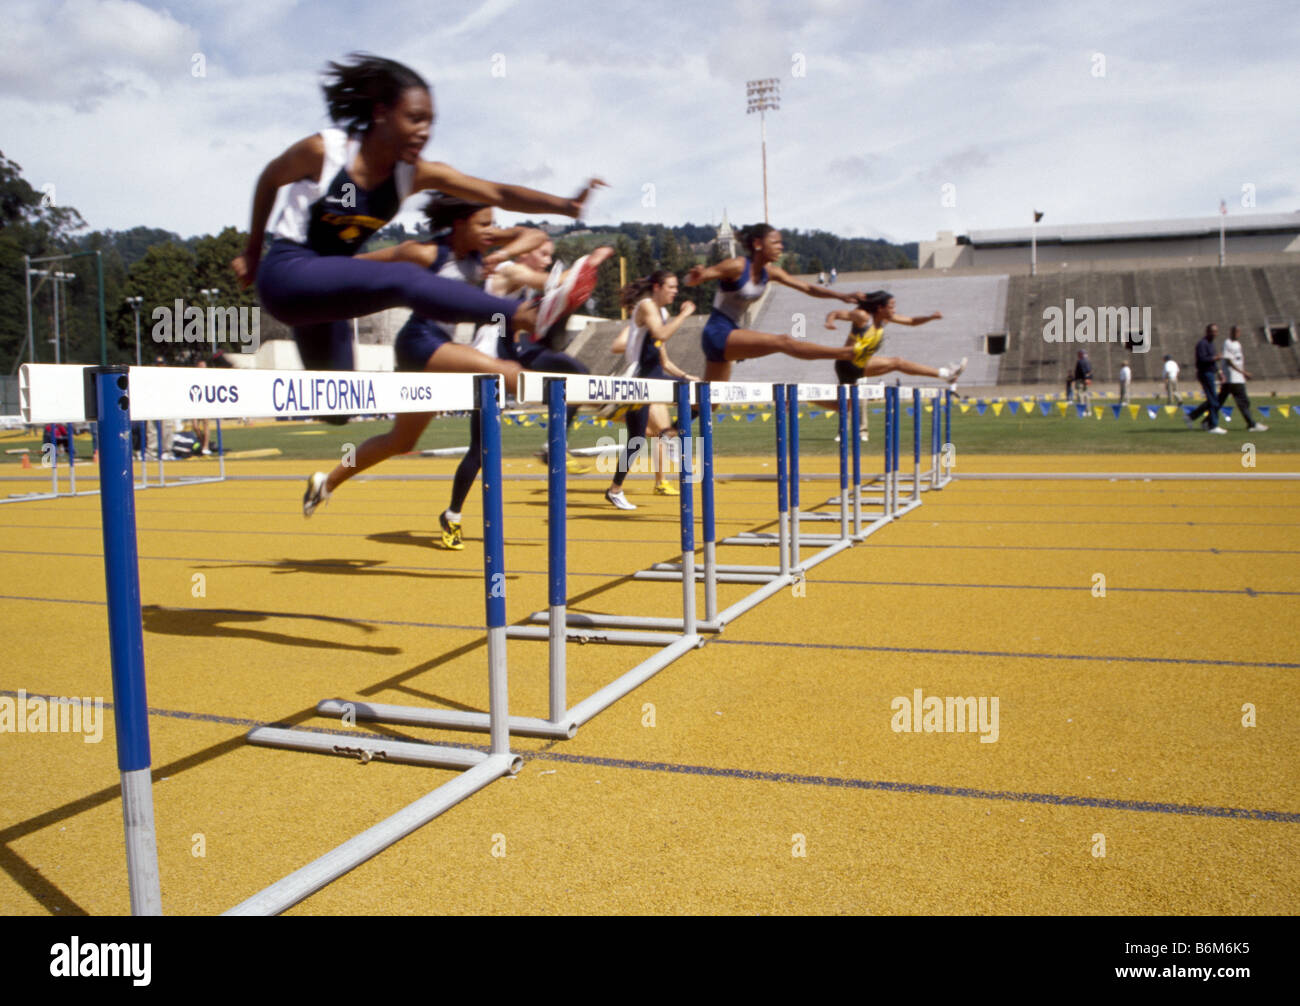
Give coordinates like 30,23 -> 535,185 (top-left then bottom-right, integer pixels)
223,751 -> 520,916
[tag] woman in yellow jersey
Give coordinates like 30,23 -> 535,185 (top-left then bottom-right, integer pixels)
827,290 -> 963,380
825,290 -> 964,440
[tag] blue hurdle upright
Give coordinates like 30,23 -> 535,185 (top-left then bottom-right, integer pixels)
20,363 -> 521,916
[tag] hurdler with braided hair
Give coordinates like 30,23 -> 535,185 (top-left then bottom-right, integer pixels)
231,52 -> 609,384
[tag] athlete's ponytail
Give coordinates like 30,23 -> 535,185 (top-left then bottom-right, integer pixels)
619,269 -> 675,310
738,223 -> 775,257
855,290 -> 893,313
322,53 -> 429,132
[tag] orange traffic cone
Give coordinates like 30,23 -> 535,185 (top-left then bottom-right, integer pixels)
20,451 -> 31,469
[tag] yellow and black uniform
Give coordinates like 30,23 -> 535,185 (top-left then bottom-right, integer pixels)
836,321 -> 884,382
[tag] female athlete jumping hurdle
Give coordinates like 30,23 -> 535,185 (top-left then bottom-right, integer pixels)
684,224 -> 866,383
230,52 -> 605,380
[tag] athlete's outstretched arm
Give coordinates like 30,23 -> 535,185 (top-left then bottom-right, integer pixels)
684,258 -> 745,286
767,264 -> 857,303
891,311 -> 943,326
482,227 -> 549,272
356,240 -> 437,267
609,324 -> 632,355
231,134 -> 325,288
415,163 -> 606,218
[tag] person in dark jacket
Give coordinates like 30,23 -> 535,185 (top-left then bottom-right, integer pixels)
1186,324 -> 1227,433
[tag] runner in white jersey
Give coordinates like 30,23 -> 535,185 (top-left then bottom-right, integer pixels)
603,271 -> 698,509
230,52 -> 608,379
685,223 -> 867,383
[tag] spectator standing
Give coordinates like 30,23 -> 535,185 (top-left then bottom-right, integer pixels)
1216,325 -> 1268,431
1186,324 -> 1227,433
1162,354 -> 1182,404
1072,350 -> 1093,406
1118,359 -> 1132,405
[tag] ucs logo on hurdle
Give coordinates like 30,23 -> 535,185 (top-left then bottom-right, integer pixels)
189,383 -> 240,404
399,385 -> 435,401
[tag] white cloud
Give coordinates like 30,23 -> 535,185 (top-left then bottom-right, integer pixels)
0,0 -> 200,109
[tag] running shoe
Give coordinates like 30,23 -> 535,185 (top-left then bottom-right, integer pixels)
943,357 -> 967,385
605,488 -> 637,510
535,446 -> 590,474
654,481 -> 679,496
439,510 -> 464,551
532,248 -> 613,341
303,472 -> 330,517
1208,426 -> 1228,435
1249,423 -> 1269,432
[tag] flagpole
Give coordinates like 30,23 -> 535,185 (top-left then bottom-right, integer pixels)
1218,200 -> 1226,267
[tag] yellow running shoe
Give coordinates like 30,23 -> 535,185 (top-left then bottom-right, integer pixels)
654,481 -> 679,496
439,510 -> 464,551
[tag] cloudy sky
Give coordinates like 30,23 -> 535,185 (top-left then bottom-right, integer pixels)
2,0 -> 1297,246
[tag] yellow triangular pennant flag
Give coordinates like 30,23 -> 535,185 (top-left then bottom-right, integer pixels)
1056,401 -> 1069,414
1127,404 -> 1139,419
1163,405 -> 1177,416
991,402 -> 1003,416
1279,405 -> 1291,418
761,412 -> 771,421
959,403 -> 970,414
1093,406 -> 1104,420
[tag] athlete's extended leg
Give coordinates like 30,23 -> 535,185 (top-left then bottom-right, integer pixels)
723,328 -> 856,365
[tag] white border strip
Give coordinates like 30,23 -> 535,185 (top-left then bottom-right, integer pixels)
20,364 -> 490,422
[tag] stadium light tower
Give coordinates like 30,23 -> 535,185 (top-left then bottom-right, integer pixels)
746,78 -> 781,224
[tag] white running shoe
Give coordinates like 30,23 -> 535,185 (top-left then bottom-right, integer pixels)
533,248 -> 612,340
1208,426 -> 1228,435
605,488 -> 637,510
944,357 -> 967,385
1249,423 -> 1269,432
303,472 -> 330,516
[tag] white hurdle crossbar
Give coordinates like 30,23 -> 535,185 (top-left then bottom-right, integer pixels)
20,363 -> 521,916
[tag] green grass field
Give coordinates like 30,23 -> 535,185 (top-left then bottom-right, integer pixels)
5,394 -> 1297,465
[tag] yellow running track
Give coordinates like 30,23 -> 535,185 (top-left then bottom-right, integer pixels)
1,454 -> 1297,915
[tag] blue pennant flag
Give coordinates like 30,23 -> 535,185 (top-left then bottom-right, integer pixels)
975,402 -> 987,415
1111,405 -> 1122,418
1039,402 -> 1052,416
1007,401 -> 1020,415
1075,404 -> 1087,418
1259,405 -> 1271,417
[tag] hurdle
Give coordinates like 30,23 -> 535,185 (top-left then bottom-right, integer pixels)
720,380 -> 901,555
1,409 -> 227,504
137,419 -> 227,490
323,372 -> 705,742
20,363 -> 521,916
